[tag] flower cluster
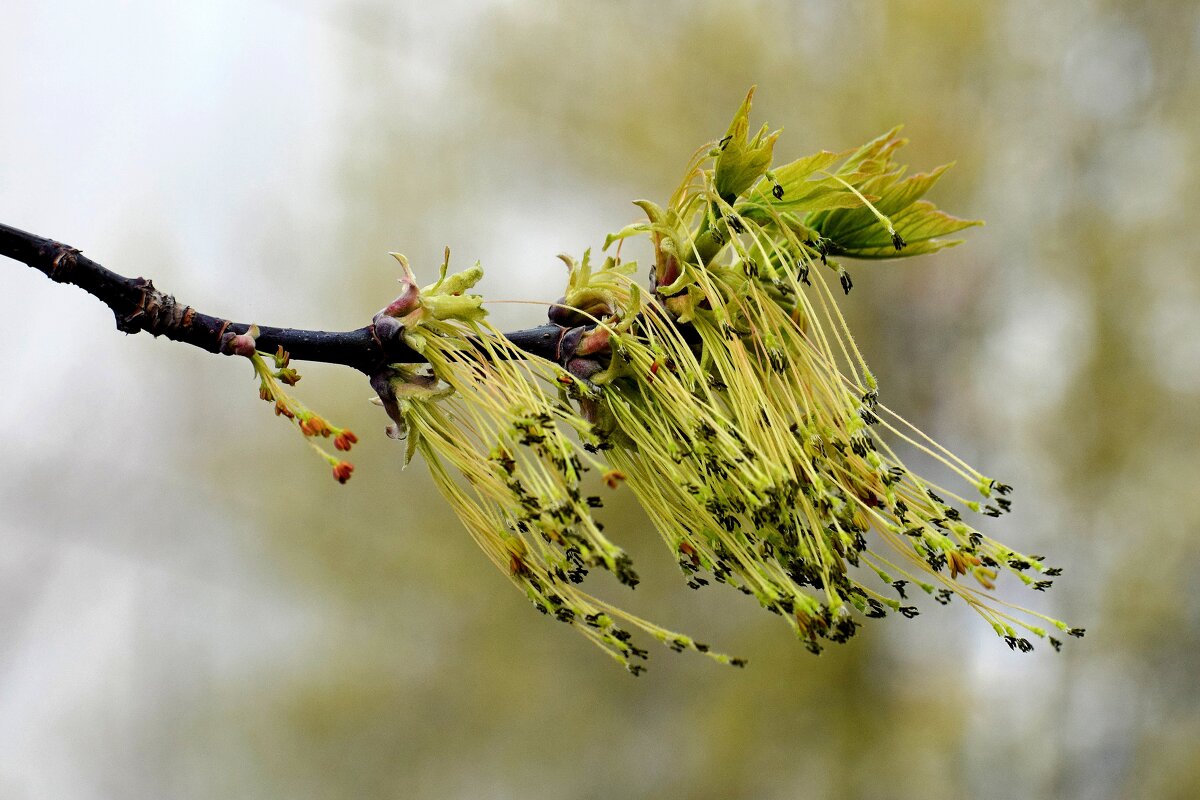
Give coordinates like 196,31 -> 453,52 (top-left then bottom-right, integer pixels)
371,89 -> 1082,672
225,326 -> 357,483
367,251 -> 742,672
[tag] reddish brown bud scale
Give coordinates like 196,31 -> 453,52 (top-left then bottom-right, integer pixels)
224,331 -> 257,357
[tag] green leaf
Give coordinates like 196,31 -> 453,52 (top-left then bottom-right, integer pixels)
748,149 -> 846,204
836,126 -> 907,176
824,200 -> 983,259
423,292 -> 486,322
713,87 -> 779,203
811,164 -> 953,243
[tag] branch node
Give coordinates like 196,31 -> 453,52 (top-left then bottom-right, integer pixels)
115,277 -> 196,338
47,245 -> 80,283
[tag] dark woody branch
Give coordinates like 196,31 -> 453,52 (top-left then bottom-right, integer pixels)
0,222 -> 567,373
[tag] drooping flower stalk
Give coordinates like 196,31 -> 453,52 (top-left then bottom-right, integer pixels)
371,89 -> 1082,672
225,326 -> 358,483
370,252 -> 742,671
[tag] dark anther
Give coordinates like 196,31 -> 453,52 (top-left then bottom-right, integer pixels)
806,237 -> 830,265
772,183 -> 784,200
1049,637 -> 1063,652
891,231 -> 907,250
839,270 -> 853,295
898,606 -> 919,619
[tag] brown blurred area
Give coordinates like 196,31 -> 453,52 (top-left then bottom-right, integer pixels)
1,1 -> 1198,797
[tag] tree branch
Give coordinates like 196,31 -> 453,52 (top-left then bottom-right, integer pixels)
0,222 -> 567,373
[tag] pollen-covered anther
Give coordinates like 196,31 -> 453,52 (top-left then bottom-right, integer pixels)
679,541 -> 701,569
603,470 -> 626,489
275,367 -> 301,386
947,549 -> 980,579
331,461 -> 354,484
973,565 -> 998,590
299,415 -> 332,437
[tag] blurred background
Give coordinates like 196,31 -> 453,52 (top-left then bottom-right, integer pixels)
1,1 -> 1197,797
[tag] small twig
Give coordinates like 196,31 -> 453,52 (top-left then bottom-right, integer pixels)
0,222 -> 566,373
